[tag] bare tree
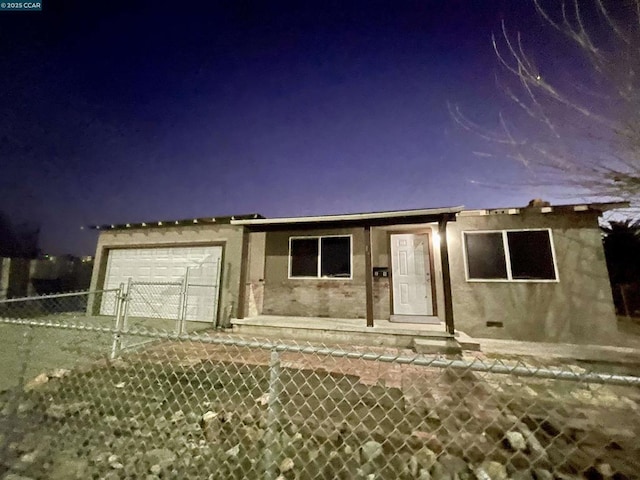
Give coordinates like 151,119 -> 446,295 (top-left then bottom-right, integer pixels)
451,0 -> 640,210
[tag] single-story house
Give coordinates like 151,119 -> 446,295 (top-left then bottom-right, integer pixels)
88,201 -> 624,344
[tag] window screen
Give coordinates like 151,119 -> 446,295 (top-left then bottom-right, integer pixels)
290,238 -> 319,277
320,237 -> 351,277
289,236 -> 351,278
465,232 -> 508,279
507,231 -> 556,280
464,229 -> 557,281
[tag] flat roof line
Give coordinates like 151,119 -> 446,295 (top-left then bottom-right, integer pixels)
457,201 -> 629,217
87,201 -> 629,231
88,213 -> 264,231
230,206 -> 465,226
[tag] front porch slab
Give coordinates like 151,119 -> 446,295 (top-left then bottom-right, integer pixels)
231,315 -> 479,351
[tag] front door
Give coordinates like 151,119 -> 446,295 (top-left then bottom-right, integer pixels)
390,233 -> 433,316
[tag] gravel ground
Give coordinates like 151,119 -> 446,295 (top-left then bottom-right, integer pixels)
0,316 -> 212,392
1,315 -> 639,479
0,330 -> 639,479
0,317 -> 114,392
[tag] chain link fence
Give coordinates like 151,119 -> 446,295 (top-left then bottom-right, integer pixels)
0,289 -> 118,320
0,290 -> 119,393
102,262 -> 221,341
1,291 -> 640,479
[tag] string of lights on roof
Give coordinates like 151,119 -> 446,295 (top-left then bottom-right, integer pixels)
86,214 -> 263,230
83,203 -> 627,231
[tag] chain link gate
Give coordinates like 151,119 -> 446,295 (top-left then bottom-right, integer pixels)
108,261 -> 222,355
1,290 -> 640,479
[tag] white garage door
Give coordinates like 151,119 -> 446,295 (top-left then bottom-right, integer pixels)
101,246 -> 222,323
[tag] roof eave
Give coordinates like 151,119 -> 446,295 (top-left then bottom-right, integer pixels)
230,206 -> 464,227
457,201 -> 630,217
583,201 -> 630,212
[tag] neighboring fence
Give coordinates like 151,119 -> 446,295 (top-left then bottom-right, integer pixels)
0,289 -> 119,319
0,256 -> 94,300
1,293 -> 640,479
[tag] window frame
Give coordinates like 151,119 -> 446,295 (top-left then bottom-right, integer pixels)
288,234 -> 353,280
462,228 -> 559,283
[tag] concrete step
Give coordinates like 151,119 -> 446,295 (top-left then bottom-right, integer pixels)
413,337 -> 462,355
232,323 -> 421,348
455,331 -> 481,351
231,316 -> 454,349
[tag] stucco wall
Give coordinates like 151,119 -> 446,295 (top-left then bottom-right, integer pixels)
447,211 -> 617,344
89,224 -> 246,327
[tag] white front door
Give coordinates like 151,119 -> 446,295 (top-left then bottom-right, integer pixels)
391,233 -> 433,315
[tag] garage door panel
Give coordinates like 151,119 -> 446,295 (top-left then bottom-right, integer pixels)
101,246 -> 222,323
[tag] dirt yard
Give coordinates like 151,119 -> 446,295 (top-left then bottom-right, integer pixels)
0,316 -> 212,392
1,333 -> 639,480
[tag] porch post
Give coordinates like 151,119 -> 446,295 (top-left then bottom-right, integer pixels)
438,216 -> 455,335
236,227 -> 251,320
364,225 -> 374,327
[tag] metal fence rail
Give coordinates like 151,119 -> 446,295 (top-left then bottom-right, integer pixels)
0,289 -> 119,318
1,291 -> 640,479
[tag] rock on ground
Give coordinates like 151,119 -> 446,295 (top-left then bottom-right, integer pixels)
476,460 -> 508,480
505,431 -> 527,451
360,441 -> 383,462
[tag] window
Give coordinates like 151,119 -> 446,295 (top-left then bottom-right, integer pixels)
463,229 -> 557,281
289,236 -> 352,279
289,238 -> 318,277
506,230 -> 556,280
465,232 -> 508,280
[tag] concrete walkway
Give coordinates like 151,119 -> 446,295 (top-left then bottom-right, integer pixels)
231,315 -> 640,366
475,337 -> 640,366
233,315 -> 449,335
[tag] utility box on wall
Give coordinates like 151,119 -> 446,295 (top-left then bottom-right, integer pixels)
373,267 -> 389,278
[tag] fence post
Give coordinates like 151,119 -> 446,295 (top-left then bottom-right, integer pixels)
123,277 -> 132,331
263,348 -> 282,480
177,268 -> 189,334
214,259 -> 222,328
110,283 -> 126,359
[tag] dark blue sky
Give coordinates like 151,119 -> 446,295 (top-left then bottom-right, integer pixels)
1,0 -> 572,255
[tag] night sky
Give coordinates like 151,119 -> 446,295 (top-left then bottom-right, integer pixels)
1,0 -> 578,255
